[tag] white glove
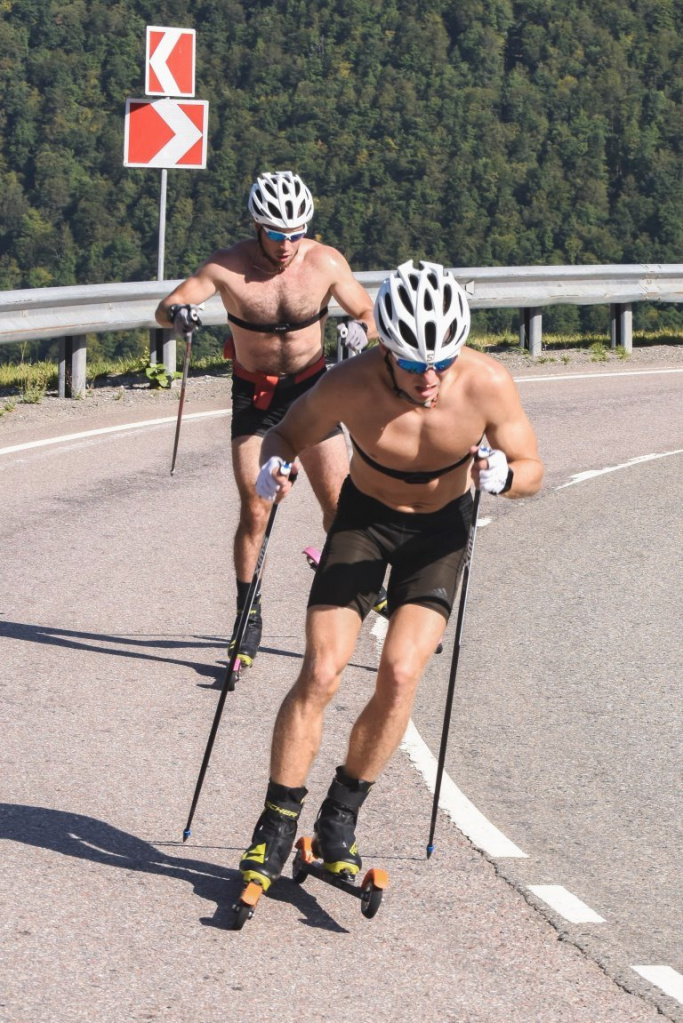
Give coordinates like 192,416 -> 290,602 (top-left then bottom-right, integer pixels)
476,446 -> 512,494
256,457 -> 291,501
338,320 -> 368,353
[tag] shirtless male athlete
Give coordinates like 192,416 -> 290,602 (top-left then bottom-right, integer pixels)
155,170 -> 377,668
237,259 -> 544,895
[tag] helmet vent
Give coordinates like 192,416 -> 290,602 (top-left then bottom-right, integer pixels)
398,321 -> 418,347
425,322 -> 436,352
397,283 -> 411,313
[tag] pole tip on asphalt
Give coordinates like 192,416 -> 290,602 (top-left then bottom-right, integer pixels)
426,844 -> 434,859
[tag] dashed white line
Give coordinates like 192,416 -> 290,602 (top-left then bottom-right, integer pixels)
556,448 -> 683,489
528,884 -> 605,923
631,966 -> 683,1005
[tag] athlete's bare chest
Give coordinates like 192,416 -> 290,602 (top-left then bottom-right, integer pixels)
221,266 -> 330,322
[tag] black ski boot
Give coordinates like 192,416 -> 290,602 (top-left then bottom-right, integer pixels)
314,766 -> 374,881
228,594 -> 263,669
239,782 -> 307,893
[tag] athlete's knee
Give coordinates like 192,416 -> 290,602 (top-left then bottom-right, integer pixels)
296,649 -> 344,706
377,657 -> 423,703
238,494 -> 271,532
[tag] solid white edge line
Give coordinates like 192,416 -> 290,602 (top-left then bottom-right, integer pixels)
514,367 -> 683,383
400,719 -> 528,858
631,966 -> 683,1005
0,408 -> 229,457
527,884 -> 605,923
3,364 -> 680,457
556,448 -> 683,489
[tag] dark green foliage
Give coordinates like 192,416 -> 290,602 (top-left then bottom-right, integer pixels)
1,0 -> 682,356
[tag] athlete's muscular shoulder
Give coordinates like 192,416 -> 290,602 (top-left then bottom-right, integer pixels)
458,347 -> 516,404
301,239 -> 353,278
200,239 -> 253,277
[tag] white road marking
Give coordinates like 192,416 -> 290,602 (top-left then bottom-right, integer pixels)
0,408 -> 229,458
514,367 -> 683,383
631,966 -> 683,1005
556,448 -> 683,489
401,720 -> 527,858
527,884 -> 605,923
2,363 -> 679,459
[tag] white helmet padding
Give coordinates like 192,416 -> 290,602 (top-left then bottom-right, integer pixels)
375,260 -> 470,363
248,171 -> 314,229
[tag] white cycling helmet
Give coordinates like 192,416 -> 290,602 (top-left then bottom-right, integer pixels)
375,260 -> 470,363
248,171 -> 314,229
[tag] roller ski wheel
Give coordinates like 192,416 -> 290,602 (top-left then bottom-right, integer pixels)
292,836 -> 388,920
232,880 -> 265,930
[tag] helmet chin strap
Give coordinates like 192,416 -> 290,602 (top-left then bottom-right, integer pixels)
384,354 -> 437,409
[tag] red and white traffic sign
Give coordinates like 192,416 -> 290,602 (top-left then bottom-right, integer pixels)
145,26 -> 196,97
124,98 -> 208,169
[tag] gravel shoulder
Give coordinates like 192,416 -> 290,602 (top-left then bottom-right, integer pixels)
1,343 -> 682,446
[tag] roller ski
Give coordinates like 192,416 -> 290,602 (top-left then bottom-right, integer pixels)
292,768 -> 388,920
303,546 -> 442,653
233,783 -> 306,930
225,599 -> 262,691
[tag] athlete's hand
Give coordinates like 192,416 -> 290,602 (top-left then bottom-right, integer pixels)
338,320 -> 368,354
471,445 -> 513,495
256,457 -> 293,501
169,303 -> 202,336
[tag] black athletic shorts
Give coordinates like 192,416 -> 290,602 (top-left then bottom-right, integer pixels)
308,476 -> 474,621
231,366 -> 343,441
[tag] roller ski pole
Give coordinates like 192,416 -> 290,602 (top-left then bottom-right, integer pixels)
169,304 -> 202,476
426,484 -> 482,859
182,475 -> 290,843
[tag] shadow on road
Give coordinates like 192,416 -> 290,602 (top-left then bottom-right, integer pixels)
1,803 -> 349,933
0,617 -> 224,681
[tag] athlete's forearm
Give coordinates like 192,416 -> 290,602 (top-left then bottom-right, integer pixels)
502,457 -> 544,498
260,427 -> 298,467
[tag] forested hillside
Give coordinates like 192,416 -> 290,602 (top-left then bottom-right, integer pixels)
1,0 -> 682,338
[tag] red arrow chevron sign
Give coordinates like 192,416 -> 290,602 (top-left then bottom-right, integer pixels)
124,98 -> 208,169
146,26 -> 196,97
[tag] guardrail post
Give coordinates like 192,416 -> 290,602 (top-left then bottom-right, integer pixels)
58,335 -> 87,398
610,303 -> 633,353
519,308 -> 543,356
149,327 -> 176,377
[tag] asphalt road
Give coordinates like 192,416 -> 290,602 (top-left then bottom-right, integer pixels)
1,364 -> 681,1023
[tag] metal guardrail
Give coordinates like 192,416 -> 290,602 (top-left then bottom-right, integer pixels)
1,264 -> 682,343
1,264 -> 681,395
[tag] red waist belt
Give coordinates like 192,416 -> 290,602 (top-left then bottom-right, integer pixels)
223,337 -> 325,410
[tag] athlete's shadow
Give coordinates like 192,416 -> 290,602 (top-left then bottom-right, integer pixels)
0,804 -> 348,933
0,618 -> 222,682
